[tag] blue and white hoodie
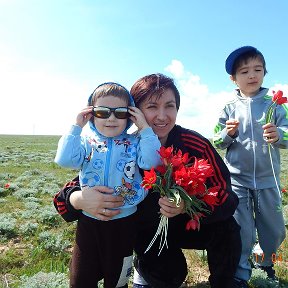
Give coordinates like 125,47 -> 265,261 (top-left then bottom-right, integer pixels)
55,95 -> 161,220
213,88 -> 288,190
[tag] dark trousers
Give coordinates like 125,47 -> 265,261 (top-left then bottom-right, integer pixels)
134,194 -> 242,288
70,213 -> 137,288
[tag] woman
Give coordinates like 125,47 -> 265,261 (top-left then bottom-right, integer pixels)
54,74 -> 241,288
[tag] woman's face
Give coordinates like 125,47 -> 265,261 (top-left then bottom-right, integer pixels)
138,88 -> 178,145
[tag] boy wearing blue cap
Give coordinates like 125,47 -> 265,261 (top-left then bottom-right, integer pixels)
213,46 -> 287,287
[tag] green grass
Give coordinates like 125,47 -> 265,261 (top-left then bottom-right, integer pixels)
0,135 -> 75,288
0,135 -> 287,288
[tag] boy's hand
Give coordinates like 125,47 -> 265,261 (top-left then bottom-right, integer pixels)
128,106 -> 149,131
76,106 -> 93,128
226,119 -> 239,137
263,123 -> 279,143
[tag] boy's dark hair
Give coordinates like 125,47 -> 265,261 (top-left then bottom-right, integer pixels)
130,73 -> 180,110
89,82 -> 130,106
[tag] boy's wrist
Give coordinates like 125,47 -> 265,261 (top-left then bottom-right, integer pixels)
69,125 -> 82,135
138,124 -> 149,132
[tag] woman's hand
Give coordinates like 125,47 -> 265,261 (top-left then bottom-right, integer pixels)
70,186 -> 124,220
158,196 -> 185,218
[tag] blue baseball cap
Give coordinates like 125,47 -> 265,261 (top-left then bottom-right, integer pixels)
225,46 -> 258,75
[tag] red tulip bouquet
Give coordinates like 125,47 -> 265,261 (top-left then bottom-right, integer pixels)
141,146 -> 220,254
265,90 -> 287,209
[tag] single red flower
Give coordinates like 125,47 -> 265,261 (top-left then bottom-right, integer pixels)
192,158 -> 214,179
185,213 -> 204,230
186,218 -> 200,230
282,188 -> 287,193
170,150 -> 190,168
142,168 -> 157,189
272,90 -> 287,105
202,186 -> 220,210
4,183 -> 10,189
159,146 -> 174,166
173,166 -> 192,187
272,90 -> 283,100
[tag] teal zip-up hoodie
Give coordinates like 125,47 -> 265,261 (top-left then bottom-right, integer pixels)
55,93 -> 161,220
213,88 -> 288,189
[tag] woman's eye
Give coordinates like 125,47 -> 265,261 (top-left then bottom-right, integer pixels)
167,104 -> 176,108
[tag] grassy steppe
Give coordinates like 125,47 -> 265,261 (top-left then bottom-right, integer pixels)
0,135 -> 287,287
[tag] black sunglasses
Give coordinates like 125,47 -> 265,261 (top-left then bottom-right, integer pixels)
92,106 -> 130,119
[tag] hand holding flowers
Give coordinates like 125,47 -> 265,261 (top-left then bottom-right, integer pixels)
141,146 -> 220,254
265,90 -> 287,126
265,90 -> 287,210
158,196 -> 185,218
264,90 -> 287,143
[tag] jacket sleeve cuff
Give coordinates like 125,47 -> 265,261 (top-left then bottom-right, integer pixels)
139,127 -> 156,138
221,129 -> 238,143
69,125 -> 82,135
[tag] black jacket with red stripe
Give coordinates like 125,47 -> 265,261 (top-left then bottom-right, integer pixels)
53,125 -> 238,224
165,125 -> 238,224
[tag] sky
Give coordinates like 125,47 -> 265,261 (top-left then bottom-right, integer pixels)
1,0 -> 288,138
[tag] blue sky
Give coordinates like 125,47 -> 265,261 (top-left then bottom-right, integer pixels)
1,0 -> 288,137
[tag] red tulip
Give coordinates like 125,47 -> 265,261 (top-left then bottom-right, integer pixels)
142,167 -> 157,189
158,146 -> 173,163
202,186 -> 220,210
186,218 -> 200,230
4,183 -> 10,189
272,90 -> 287,105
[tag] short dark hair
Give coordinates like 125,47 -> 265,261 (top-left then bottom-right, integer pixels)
89,82 -> 130,106
130,73 -> 180,110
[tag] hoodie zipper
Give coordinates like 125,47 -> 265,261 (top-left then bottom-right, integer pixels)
248,98 -> 257,189
104,138 -> 112,186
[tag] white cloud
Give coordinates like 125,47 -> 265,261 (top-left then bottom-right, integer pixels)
165,60 -> 232,138
0,45 -> 89,135
165,59 -> 185,78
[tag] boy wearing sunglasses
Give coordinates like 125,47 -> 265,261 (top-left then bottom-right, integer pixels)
55,82 -> 161,288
